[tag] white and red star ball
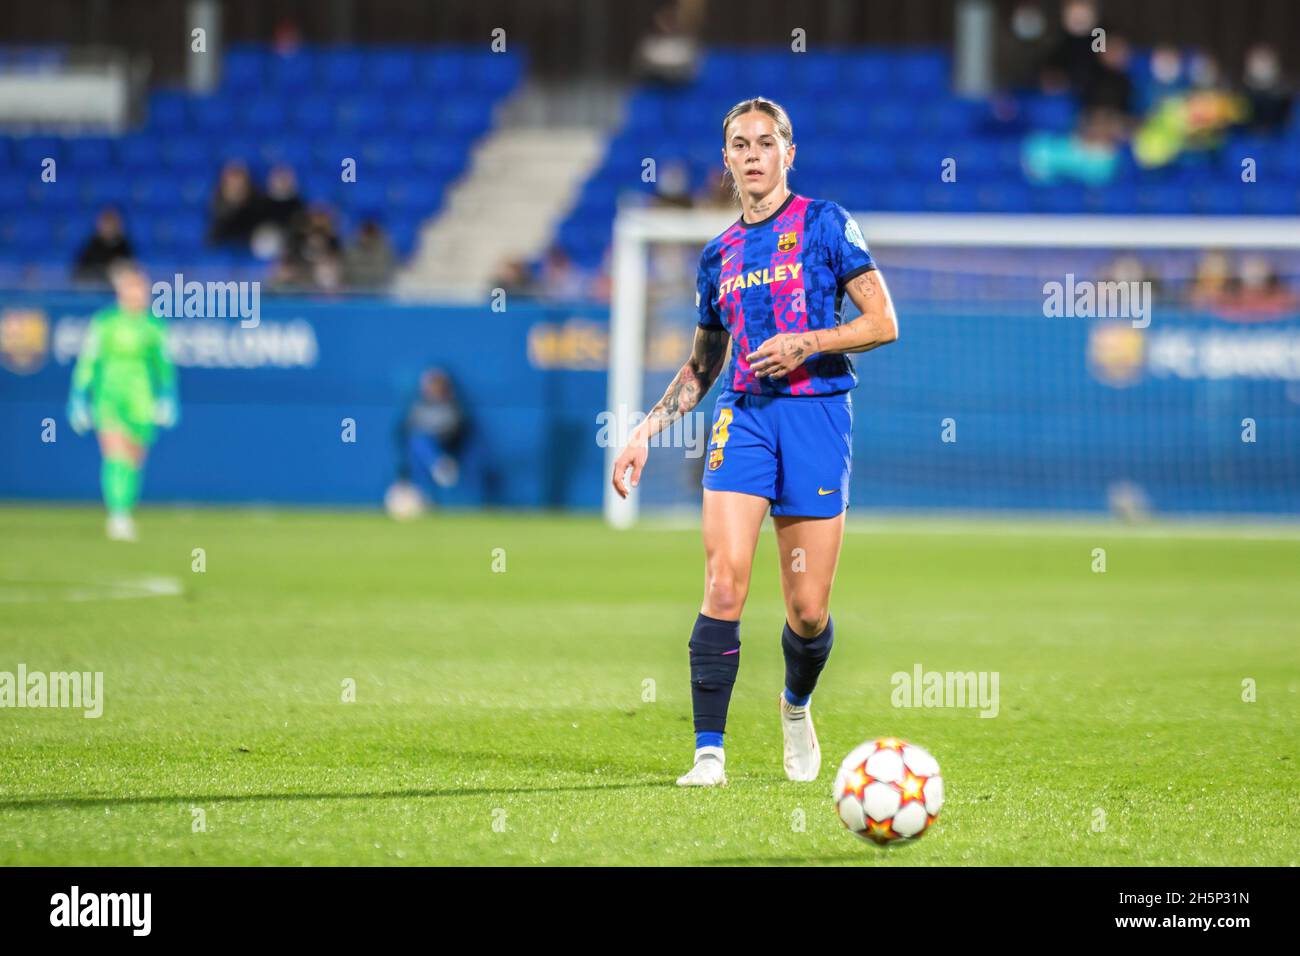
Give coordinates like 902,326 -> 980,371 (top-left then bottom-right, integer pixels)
833,738 -> 944,845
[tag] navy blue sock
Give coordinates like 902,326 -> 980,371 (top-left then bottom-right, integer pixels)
688,613 -> 740,742
782,616 -> 834,705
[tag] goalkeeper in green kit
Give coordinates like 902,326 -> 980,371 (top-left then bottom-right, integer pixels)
67,263 -> 179,541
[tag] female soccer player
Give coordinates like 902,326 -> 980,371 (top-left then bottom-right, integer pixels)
612,98 -> 899,786
67,262 -> 178,541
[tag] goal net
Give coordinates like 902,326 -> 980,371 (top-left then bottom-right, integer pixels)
605,209 -> 1300,527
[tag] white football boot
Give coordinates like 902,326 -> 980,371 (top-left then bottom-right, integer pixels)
675,746 -> 727,787
106,513 -> 137,542
780,694 -> 821,781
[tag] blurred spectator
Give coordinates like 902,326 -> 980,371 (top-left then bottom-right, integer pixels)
208,160 -> 263,248
250,164 -> 306,260
401,368 -> 467,496
1023,108 -> 1123,186
490,258 -> 537,297
1219,256 -> 1297,315
1243,44 -> 1292,134
695,171 -> 736,208
652,159 -> 694,209
343,220 -> 397,291
273,17 -> 303,57
1087,36 -> 1135,116
1189,251 -> 1232,308
538,246 -> 588,302
1040,0 -> 1103,96
271,205 -> 342,291
1136,44 -> 1187,113
996,3 -> 1053,91
73,207 -> 133,284
634,3 -> 701,85
588,248 -> 613,304
259,165 -> 305,232
1134,53 -> 1246,168
1104,254 -> 1163,300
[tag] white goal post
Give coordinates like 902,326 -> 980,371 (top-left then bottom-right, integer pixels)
604,209 -> 1300,528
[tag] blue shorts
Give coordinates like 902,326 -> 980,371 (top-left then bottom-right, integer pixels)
702,391 -> 852,518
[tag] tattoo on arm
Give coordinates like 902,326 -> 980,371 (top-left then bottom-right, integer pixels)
782,335 -> 815,363
818,270 -> 897,355
850,272 -> 877,299
644,328 -> 730,434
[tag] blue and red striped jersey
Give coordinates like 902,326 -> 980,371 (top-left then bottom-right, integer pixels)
696,192 -> 876,396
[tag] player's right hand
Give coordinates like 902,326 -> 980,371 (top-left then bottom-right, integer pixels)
67,394 -> 91,435
611,442 -> 648,499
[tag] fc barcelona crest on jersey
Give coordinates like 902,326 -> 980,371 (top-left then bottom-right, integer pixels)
777,231 -> 798,252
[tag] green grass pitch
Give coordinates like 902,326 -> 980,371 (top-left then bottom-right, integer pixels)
0,505 -> 1296,866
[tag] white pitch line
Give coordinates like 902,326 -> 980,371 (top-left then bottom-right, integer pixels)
0,576 -> 182,603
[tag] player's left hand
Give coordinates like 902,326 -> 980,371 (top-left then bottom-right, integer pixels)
154,397 -> 179,428
746,332 -> 818,378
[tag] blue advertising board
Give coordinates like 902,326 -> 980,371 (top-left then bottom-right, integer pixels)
1,291 -> 1298,514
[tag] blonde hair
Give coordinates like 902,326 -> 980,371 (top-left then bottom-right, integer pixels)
720,97 -> 795,200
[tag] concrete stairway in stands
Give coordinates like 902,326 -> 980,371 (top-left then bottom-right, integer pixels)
397,79 -> 623,299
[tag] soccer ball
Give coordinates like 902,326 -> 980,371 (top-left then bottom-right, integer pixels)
833,738 -> 944,845
383,480 -> 426,521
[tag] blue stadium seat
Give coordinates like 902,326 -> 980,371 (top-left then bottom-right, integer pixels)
385,173 -> 441,210
266,51 -> 316,90
147,90 -> 191,130
113,136 -> 158,170
160,139 -> 211,170
895,50 -> 949,91
979,184 -> 1030,212
1136,185 -> 1190,213
244,99 -> 289,133
190,93 -> 237,132
1021,94 -> 1077,133
844,50 -> 895,90
336,94 -> 388,133
360,135 -> 414,169
3,218 -> 52,247
29,180 -> 79,209
144,212 -> 208,252
52,213 -> 87,248
129,174 -> 186,209
342,180 -> 389,211
390,96 -> 439,138
222,48 -> 265,90
257,139 -> 313,169
1190,186 -> 1246,214
14,136 -> 62,166
214,136 -> 263,165
1031,187 -> 1086,213
370,50 -> 417,90
80,179 -> 131,207
1086,184 -> 1138,213
1242,185 -> 1298,215
419,50 -> 465,89
63,137 -> 114,170
291,95 -> 338,135
316,48 -> 366,91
